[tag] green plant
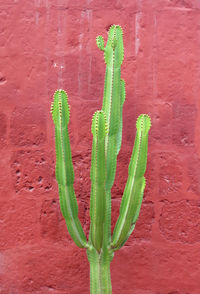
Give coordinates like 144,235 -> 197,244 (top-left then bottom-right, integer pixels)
51,25 -> 151,294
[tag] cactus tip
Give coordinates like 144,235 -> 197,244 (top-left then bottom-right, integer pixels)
91,110 -> 108,136
51,89 -> 70,125
136,114 -> 151,132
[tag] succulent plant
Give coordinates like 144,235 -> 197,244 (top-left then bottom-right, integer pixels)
51,25 -> 151,294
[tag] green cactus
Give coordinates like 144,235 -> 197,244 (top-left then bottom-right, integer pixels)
51,25 -> 151,294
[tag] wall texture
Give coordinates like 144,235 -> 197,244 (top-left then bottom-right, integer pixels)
1,0 -> 200,293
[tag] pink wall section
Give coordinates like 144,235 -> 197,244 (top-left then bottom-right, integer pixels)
1,0 -> 200,293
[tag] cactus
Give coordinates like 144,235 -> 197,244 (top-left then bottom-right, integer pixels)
51,25 -> 151,294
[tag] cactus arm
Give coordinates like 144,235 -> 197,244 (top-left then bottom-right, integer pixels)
90,111 -> 107,252
97,25 -> 124,190
96,35 -> 105,51
96,25 -> 125,250
111,114 -> 151,251
51,90 -> 87,248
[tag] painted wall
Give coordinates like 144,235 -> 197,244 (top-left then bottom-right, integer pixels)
1,0 -> 200,293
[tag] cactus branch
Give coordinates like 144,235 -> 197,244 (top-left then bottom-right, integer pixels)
90,111 -> 108,252
51,90 -> 87,248
96,25 -> 125,250
111,114 -> 151,250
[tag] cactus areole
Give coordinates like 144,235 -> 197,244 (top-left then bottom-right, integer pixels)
51,25 -> 151,294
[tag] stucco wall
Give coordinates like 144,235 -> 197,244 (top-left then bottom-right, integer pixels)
1,0 -> 200,293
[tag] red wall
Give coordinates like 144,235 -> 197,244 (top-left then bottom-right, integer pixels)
1,0 -> 200,293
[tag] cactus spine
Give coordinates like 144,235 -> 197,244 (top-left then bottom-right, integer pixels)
51,25 -> 151,294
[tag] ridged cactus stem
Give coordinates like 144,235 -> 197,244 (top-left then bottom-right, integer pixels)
51,25 -> 151,294
87,247 -> 112,294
